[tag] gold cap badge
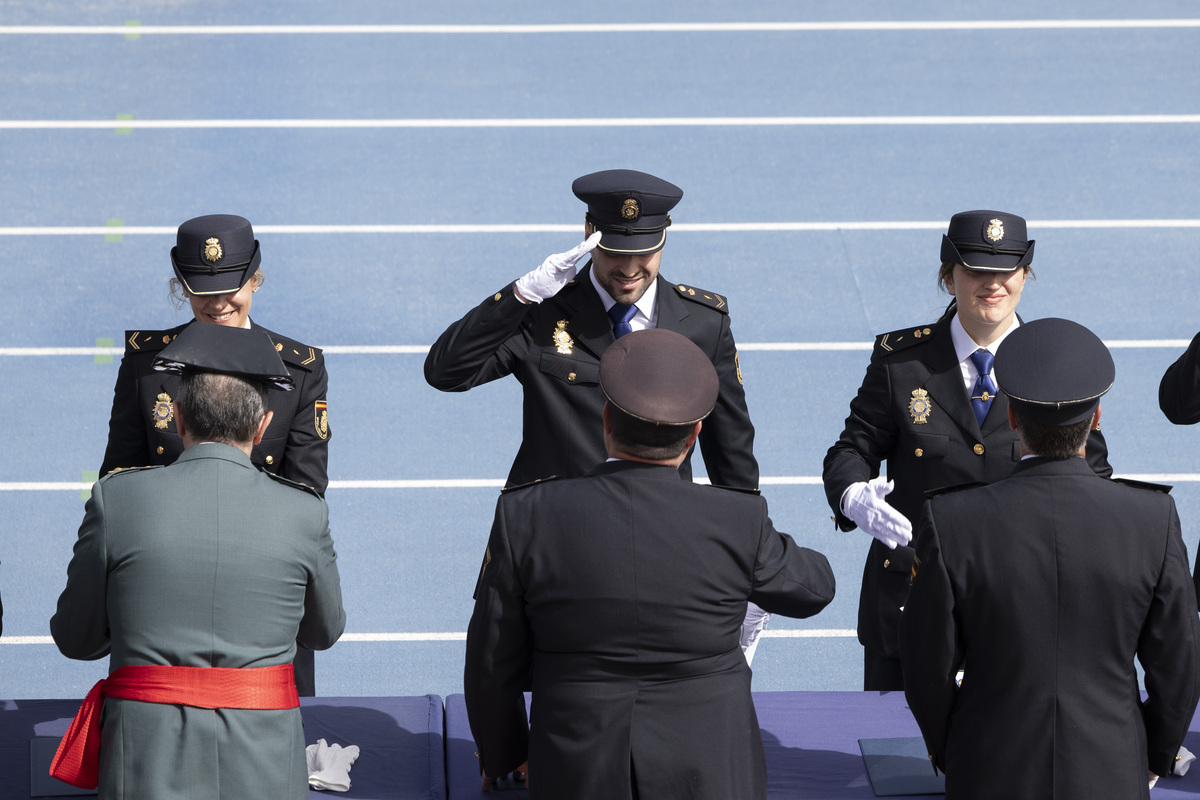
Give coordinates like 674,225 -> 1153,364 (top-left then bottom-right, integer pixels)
620,198 -> 640,221
908,388 -> 932,424
985,218 -> 1005,243
203,237 -> 223,263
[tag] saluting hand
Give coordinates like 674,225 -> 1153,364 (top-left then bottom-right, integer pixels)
514,232 -> 602,303
842,477 -> 913,549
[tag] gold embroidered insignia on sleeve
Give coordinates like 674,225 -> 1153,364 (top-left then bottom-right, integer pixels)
735,352 -> 744,385
314,400 -> 329,440
153,392 -> 174,430
908,388 -> 932,424
553,320 -> 574,355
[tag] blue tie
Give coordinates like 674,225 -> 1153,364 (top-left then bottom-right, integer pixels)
608,303 -> 636,339
970,349 -> 997,427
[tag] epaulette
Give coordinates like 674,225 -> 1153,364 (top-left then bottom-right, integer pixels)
100,464 -> 165,480
708,484 -> 761,495
925,481 -> 986,500
122,327 -> 183,354
263,470 -> 323,498
501,475 -> 562,494
874,323 -> 939,357
269,333 -> 324,372
671,282 -> 729,314
1110,477 -> 1173,494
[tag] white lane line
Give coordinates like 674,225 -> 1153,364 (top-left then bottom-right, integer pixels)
1,630 -> 857,645
1,20 -> 1197,34
4,474 -> 1198,492
0,340 -> 1192,358
2,220 -> 1199,237
2,115 -> 1199,130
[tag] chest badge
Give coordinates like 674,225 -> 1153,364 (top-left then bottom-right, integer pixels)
152,392 -> 174,430
908,388 -> 932,424
553,320 -> 574,355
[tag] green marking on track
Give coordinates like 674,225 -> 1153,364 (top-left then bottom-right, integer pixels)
81,471 -> 99,501
115,113 -> 133,135
105,219 -> 124,242
95,337 -> 114,365
124,20 -> 141,41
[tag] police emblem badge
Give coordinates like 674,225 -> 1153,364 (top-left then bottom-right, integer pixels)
153,392 -> 173,430
985,218 -> 1005,243
621,198 -> 640,221
202,237 -> 223,263
314,400 -> 329,440
553,320 -> 574,355
908,388 -> 932,424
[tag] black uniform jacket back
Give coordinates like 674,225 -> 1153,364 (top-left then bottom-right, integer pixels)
464,461 -> 834,800
100,319 -> 330,493
900,457 -> 1200,800
822,311 -> 1111,658
424,265 -> 758,489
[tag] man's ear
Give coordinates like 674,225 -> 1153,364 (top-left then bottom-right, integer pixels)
1007,403 -> 1018,431
252,410 -> 274,446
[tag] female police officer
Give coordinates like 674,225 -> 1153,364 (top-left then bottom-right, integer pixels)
822,210 -> 1112,691
99,214 -> 330,694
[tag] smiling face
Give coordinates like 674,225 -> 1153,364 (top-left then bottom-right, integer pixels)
187,275 -> 260,328
944,264 -> 1028,346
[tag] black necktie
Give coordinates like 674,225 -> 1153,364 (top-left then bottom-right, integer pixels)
970,349 -> 997,426
608,303 -> 636,339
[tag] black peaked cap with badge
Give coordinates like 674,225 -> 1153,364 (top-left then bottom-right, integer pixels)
171,214 -> 262,296
153,322 -> 295,392
995,317 -> 1114,426
600,328 -> 719,428
940,209 -> 1035,272
573,169 -> 683,255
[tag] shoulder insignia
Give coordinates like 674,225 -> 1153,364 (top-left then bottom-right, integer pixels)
501,475 -> 562,494
1110,477 -> 1173,494
924,481 -> 986,499
101,464 -> 165,479
263,470 -> 323,498
269,334 -> 324,371
708,484 -> 761,495
672,283 -> 729,314
124,327 -> 185,354
875,324 -> 937,357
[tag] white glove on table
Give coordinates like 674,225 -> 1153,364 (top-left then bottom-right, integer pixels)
306,738 -> 360,792
841,477 -> 912,550
514,232 -> 602,303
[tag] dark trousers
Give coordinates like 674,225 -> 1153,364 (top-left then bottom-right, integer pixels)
863,646 -> 904,691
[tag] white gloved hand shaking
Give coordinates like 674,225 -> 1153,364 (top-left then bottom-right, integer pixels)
306,738 -> 360,792
514,232 -> 602,303
841,477 -> 913,550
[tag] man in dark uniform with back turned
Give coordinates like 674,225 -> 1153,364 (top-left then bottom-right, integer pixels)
426,169 -> 770,656
464,328 -> 834,799
900,318 -> 1199,800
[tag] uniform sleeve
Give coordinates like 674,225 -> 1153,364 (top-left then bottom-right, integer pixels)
747,500 -> 835,618
899,500 -> 961,772
50,482 -> 112,661
281,355 -> 331,495
696,312 -> 759,490
464,498 -> 532,778
1159,332 -> 1200,425
99,353 -> 150,475
1139,498 -> 1200,777
297,499 -> 345,651
1084,428 -> 1113,478
424,283 -> 532,392
823,350 -> 897,530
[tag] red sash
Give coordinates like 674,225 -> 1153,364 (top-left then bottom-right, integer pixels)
49,663 -> 299,789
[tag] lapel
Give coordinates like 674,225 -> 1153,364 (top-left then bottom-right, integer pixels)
653,276 -> 690,335
921,314 -> 981,438
558,264 -> 616,360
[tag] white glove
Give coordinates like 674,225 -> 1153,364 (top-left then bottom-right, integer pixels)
1175,745 -> 1195,776
306,738 -> 360,792
841,477 -> 912,550
740,602 -> 772,665
514,232 -> 602,303
1149,771 -> 1159,790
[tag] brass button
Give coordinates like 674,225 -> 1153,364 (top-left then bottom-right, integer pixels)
883,559 -> 891,568
914,329 -> 922,338
914,448 -> 924,457
973,443 -> 985,455
923,327 -> 932,335
266,455 -> 275,465
156,446 -> 164,455
494,292 -> 502,301
567,372 -> 577,382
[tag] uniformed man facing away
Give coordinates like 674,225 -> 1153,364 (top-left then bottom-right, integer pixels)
50,322 -> 345,799
464,328 -> 835,800
900,318 -> 1200,800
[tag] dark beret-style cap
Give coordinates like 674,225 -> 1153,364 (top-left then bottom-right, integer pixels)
170,214 -> 262,296
995,318 -> 1113,426
600,328 -> 718,426
153,322 -> 294,391
573,169 -> 683,255
940,209 -> 1035,272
